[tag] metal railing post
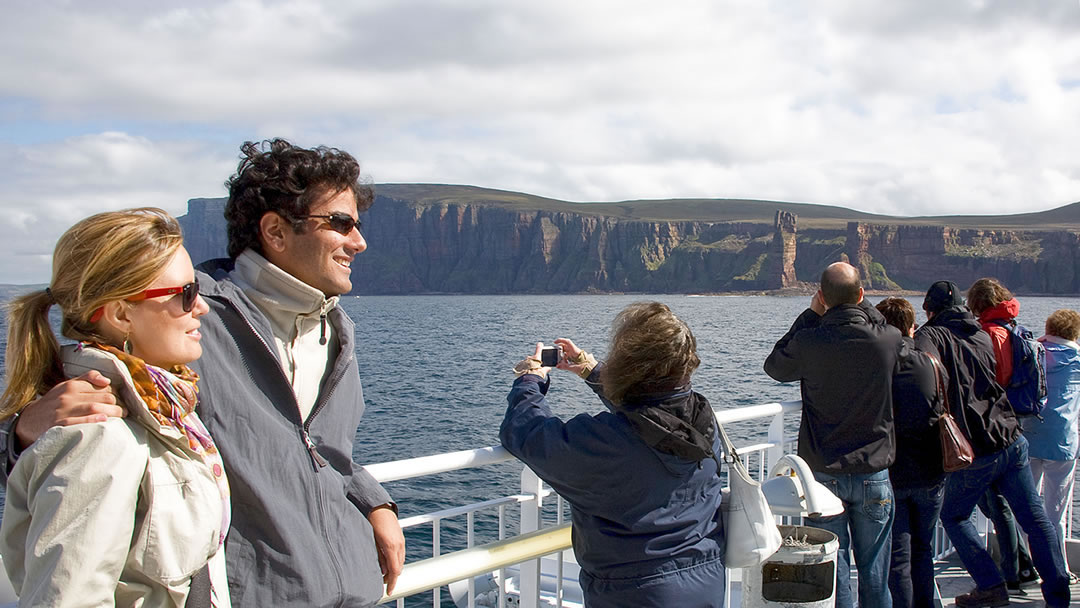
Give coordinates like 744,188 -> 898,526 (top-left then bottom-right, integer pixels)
519,466 -> 545,608
766,409 -> 786,476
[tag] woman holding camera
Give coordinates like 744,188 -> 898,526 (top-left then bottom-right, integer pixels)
1,209 -> 230,607
500,301 -> 726,608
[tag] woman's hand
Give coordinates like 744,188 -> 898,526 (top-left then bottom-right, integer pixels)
554,338 -> 597,378
513,342 -> 551,379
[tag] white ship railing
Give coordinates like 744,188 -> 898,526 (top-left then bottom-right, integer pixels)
367,400 -> 804,607
366,399 -> 1068,607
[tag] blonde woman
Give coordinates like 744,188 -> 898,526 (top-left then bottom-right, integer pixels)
0,208 -> 230,607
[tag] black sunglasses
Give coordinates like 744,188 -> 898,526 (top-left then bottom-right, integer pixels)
292,212 -> 363,236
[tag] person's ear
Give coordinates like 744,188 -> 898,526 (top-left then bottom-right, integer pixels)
96,300 -> 133,338
857,286 -> 865,303
259,212 -> 291,254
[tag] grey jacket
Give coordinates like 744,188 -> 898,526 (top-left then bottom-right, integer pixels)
0,263 -> 393,606
188,259 -> 392,607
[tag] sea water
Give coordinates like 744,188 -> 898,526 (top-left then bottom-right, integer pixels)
348,294 -> 1080,560
2,292 -> 1080,597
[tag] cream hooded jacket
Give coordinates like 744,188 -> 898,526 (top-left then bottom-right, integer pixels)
0,345 -> 230,607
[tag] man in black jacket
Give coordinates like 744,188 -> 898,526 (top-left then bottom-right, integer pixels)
915,281 -> 1069,608
764,262 -> 904,608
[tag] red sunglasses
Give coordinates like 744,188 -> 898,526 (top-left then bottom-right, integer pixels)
90,281 -> 199,323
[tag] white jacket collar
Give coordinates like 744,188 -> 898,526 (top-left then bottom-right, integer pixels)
1041,334 -> 1080,350
232,249 -> 338,328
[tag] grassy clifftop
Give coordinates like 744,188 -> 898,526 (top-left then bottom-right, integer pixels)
376,184 -> 1080,230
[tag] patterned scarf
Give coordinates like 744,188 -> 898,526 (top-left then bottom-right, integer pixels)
85,343 -> 208,445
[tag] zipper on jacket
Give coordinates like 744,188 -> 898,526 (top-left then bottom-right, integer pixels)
302,428 -> 328,470
222,297 -> 335,472
319,313 -> 327,345
300,320 -> 354,454
216,291 -> 348,599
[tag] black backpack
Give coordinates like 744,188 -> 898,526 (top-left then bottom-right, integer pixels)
994,320 -> 1047,416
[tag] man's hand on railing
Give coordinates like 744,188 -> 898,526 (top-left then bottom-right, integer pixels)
369,505 -> 405,594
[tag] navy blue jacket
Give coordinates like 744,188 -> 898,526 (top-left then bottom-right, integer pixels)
500,372 -> 726,608
890,337 -> 945,490
764,301 -> 903,474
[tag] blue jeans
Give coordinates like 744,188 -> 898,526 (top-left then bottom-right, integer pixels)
940,436 -> 1071,608
809,469 -> 894,608
889,480 -> 945,608
976,486 -> 1031,582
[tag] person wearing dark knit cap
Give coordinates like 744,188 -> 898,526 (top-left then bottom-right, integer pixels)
915,281 -> 1070,608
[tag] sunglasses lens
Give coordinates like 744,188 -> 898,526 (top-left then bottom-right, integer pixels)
329,214 -> 360,235
183,281 -> 199,312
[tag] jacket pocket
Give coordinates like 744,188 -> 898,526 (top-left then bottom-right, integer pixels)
133,446 -> 222,584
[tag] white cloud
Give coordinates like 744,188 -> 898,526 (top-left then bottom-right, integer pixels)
0,0 -> 1078,282
0,133 -> 233,283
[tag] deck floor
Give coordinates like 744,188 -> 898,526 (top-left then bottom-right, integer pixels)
933,553 -> 1063,607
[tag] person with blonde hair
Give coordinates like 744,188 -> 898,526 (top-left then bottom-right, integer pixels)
1026,309 -> 1080,576
0,208 -> 230,607
3,139 -> 403,607
501,302 -> 726,607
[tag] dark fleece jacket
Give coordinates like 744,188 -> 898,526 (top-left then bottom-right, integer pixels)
890,337 -> 946,490
915,305 -> 1020,457
764,300 -> 904,474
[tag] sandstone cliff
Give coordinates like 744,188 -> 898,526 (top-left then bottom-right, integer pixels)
177,188 -> 1080,295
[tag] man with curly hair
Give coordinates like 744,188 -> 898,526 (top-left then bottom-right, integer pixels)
4,139 -> 404,607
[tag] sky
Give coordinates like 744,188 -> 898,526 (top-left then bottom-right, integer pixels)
1,0 -> 1079,284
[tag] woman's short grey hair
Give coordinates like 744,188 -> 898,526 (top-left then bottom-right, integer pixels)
600,302 -> 700,407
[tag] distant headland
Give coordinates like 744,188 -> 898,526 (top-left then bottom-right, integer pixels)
177,184 -> 1080,296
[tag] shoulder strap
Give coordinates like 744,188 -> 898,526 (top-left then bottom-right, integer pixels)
709,415 -> 739,476
924,352 -> 950,417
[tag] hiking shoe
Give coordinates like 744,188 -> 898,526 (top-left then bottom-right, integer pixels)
955,583 -> 1010,608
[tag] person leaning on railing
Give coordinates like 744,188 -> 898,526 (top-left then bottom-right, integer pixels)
915,280 -> 1070,608
875,297 -> 945,608
500,301 -> 727,608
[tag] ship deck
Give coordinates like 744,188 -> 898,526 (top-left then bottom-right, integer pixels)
934,553 -> 1072,607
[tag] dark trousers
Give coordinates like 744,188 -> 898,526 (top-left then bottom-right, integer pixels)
977,487 -> 1033,583
940,436 -> 1070,608
889,480 -> 945,608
